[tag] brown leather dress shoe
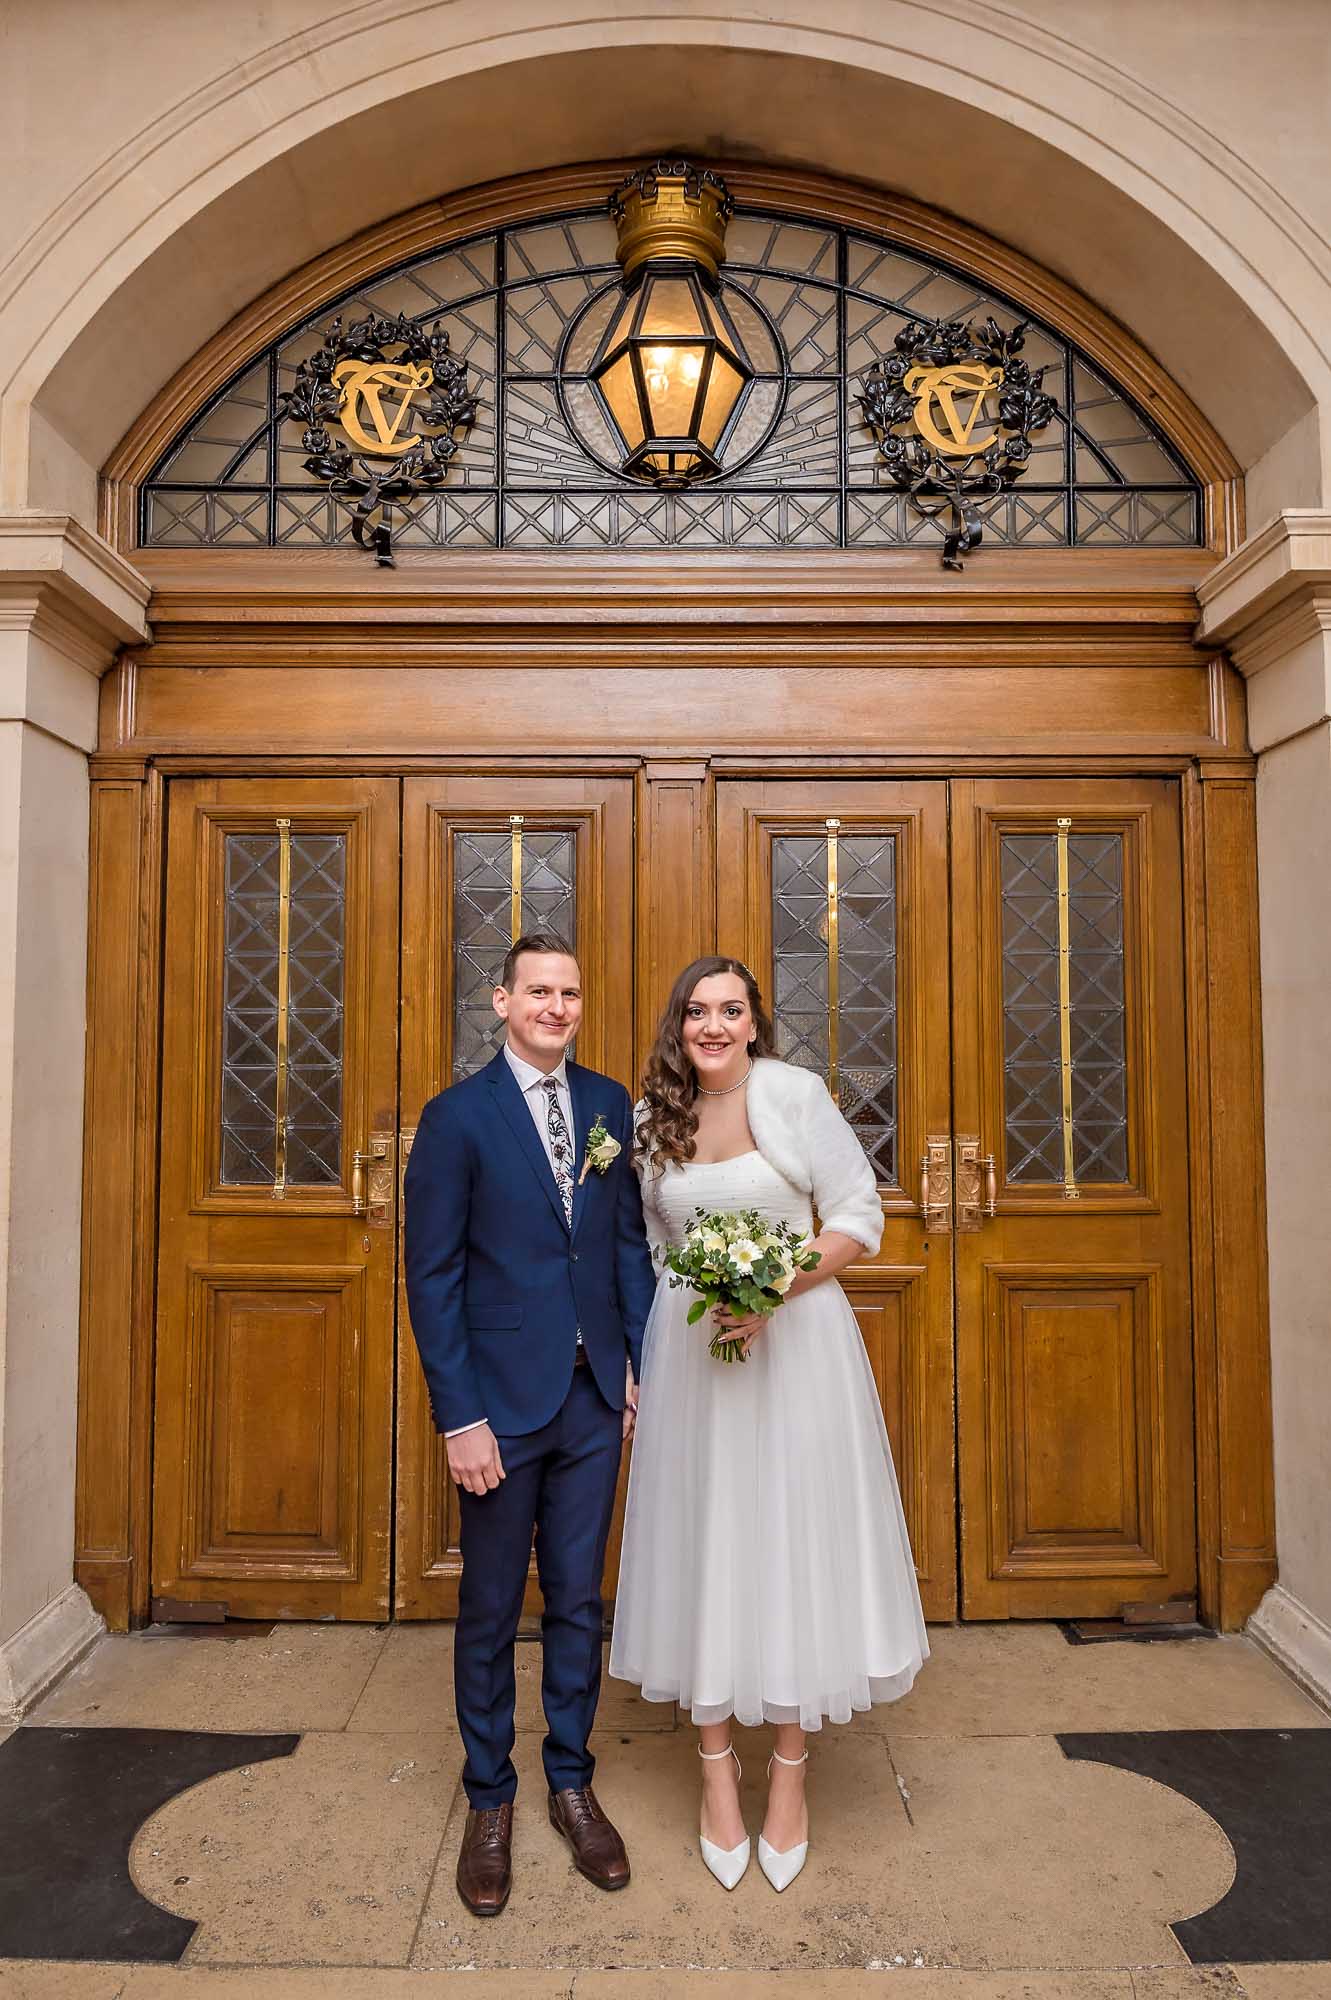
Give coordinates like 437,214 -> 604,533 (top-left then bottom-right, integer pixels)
547,1785 -> 631,1890
456,1802 -> 513,1916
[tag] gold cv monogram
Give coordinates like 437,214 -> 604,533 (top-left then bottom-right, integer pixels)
903,363 -> 1003,457
331,359 -> 435,455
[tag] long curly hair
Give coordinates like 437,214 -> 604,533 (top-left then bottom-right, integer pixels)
638,956 -> 776,1174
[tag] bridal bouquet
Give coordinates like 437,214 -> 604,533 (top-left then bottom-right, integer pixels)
666,1207 -> 821,1363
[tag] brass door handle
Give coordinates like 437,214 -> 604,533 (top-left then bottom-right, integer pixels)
920,1134 -> 952,1233
352,1134 -> 394,1226
955,1137 -> 998,1230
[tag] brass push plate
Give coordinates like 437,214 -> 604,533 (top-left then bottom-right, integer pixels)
955,1134 -> 984,1232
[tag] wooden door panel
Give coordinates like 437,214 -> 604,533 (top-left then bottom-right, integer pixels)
982,1265 -> 1170,1588
396,775 -> 635,1618
716,780 -> 956,1617
153,778 -> 399,1622
846,1269 -> 936,1594
952,779 -> 1194,1618
180,1263 -> 366,1574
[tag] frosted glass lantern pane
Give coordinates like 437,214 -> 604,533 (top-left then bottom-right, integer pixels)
597,351 -> 646,448
697,355 -> 743,449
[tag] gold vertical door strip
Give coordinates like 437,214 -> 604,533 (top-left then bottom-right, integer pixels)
1055,816 -> 1078,1200
509,814 -> 525,943
825,818 -> 841,1102
273,816 -> 292,1198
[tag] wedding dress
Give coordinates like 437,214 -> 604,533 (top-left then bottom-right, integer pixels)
609,1147 -> 928,1730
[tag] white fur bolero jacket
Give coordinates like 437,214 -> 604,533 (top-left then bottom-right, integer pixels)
635,1056 -> 884,1262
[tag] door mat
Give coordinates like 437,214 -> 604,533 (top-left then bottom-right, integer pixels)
1059,1727 -> 1331,1962
0,1726 -> 297,1961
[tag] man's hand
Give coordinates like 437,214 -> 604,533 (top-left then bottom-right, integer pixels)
446,1423 -> 506,1495
623,1362 -> 639,1442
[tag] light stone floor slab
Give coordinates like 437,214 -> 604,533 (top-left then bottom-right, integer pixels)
1129,1972 -> 1250,1996
411,1723 -> 952,1973
347,1626 -> 674,1736
885,1626 -> 1324,1737
1,1966 -> 1325,1997
8,1618 -> 1330,1990
1230,1972 -> 1331,1999
892,1734 -> 1235,1973
130,1731 -> 460,1966
25,1625 -> 389,1734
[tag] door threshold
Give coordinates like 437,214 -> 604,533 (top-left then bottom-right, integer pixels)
1061,1618 -> 1217,1645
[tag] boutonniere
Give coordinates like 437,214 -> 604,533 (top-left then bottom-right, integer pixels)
579,1113 -> 622,1183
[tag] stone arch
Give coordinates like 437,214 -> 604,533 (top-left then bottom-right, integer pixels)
3,7 -> 1325,526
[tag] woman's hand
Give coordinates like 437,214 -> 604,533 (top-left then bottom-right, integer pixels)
712,1303 -> 773,1357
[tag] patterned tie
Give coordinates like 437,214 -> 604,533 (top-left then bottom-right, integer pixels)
542,1077 -> 575,1228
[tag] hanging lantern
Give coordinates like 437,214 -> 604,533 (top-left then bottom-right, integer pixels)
591,162 -> 755,488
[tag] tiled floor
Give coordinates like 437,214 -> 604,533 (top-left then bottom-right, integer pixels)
0,1621 -> 1326,1998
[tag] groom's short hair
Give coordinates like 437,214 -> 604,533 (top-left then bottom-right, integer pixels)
500,931 -> 578,991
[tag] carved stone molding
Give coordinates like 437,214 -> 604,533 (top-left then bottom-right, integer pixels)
1197,512 -> 1331,752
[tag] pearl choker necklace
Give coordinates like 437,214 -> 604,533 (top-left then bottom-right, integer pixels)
696,1060 -> 753,1097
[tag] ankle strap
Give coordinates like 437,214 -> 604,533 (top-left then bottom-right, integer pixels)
769,1749 -> 808,1767
698,1743 -> 735,1760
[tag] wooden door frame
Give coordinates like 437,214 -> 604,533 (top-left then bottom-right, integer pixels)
74,567 -> 1274,1634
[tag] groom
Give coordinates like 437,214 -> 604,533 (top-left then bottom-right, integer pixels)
404,933 -> 656,1916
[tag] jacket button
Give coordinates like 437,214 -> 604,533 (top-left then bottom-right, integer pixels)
570,1251 -> 579,1262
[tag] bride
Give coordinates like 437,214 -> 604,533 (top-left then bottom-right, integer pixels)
609,956 -> 928,1893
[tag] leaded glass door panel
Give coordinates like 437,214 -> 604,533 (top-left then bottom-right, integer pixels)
716,780 -> 957,1619
152,779 -> 400,1620
950,779 -> 1195,1617
397,776 -> 635,1617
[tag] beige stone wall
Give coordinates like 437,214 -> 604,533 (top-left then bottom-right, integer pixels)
3,2 -> 1331,520
2,0 -> 1331,1697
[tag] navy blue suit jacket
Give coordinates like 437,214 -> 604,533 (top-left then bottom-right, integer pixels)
403,1049 -> 657,1437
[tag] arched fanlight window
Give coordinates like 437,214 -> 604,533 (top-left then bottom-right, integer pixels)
140,196 -> 1204,556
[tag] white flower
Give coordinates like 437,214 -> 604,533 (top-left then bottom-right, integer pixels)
728,1237 -> 762,1273
702,1231 -> 727,1256
760,1233 -> 784,1251
769,1264 -> 797,1294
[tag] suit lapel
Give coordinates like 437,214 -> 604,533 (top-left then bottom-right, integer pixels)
487,1052 -> 569,1234
568,1062 -> 592,1238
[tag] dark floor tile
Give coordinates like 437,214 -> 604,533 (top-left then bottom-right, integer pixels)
1059,1728 -> 1331,1965
0,1726 -> 296,1963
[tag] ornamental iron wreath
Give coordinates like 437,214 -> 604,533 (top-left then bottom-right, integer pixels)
859,316 -> 1058,570
279,312 -> 478,565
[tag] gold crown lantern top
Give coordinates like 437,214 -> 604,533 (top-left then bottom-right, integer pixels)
608,161 -> 735,286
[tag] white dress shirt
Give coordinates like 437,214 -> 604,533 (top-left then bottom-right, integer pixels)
502,1043 -> 574,1176
445,1042 -> 576,1439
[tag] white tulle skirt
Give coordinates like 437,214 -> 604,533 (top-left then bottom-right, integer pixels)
609,1268 -> 929,1731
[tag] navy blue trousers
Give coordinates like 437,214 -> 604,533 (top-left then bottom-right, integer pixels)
454,1362 -> 622,1808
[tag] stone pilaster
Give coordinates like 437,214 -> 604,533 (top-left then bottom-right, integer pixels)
1198,511 -> 1331,1706
0,516 -> 147,1718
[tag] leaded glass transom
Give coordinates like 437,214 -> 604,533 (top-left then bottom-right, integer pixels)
221,830 -> 346,1185
1000,830 -> 1128,1186
142,203 -> 1202,552
451,829 -> 576,1080
772,831 -> 897,1183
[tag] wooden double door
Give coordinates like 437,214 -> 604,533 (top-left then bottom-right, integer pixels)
152,772 -> 1195,1625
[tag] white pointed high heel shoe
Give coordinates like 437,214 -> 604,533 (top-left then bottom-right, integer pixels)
698,1743 -> 750,1890
758,1748 -> 809,1892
